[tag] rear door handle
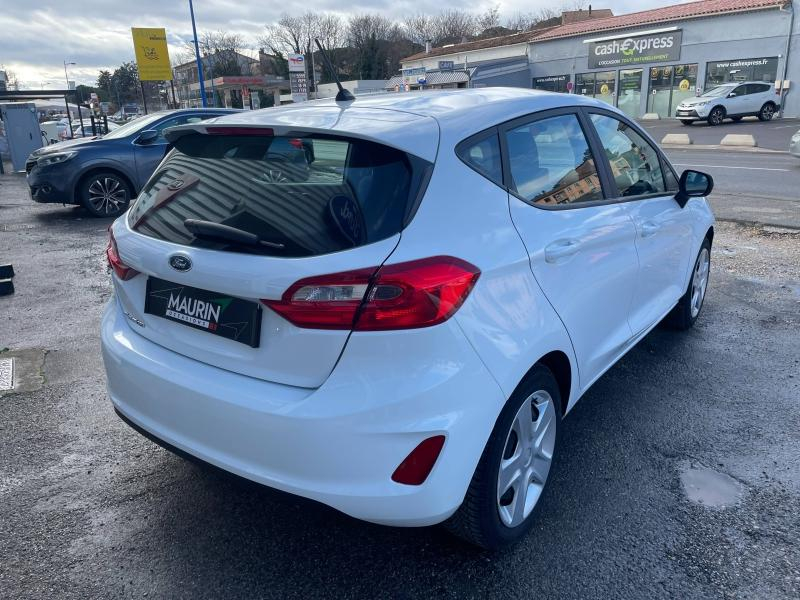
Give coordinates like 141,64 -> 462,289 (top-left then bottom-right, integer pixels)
545,239 -> 581,263
640,221 -> 660,238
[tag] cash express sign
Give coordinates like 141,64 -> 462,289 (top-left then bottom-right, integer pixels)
588,30 -> 682,68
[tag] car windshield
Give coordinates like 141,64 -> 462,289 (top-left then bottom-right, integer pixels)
100,112 -> 170,140
701,85 -> 736,98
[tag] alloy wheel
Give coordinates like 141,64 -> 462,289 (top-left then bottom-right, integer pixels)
496,390 -> 556,528
761,104 -> 775,120
691,247 -> 710,318
87,177 -> 128,215
709,108 -> 724,126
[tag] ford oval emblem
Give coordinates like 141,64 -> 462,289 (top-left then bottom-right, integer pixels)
168,254 -> 192,272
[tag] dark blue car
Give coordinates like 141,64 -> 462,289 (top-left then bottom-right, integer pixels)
26,109 -> 236,217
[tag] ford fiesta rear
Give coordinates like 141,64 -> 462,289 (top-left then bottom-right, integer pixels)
100,123 -> 504,526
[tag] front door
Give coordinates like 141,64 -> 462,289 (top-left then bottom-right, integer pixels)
587,111 -> 695,335
502,110 -> 640,389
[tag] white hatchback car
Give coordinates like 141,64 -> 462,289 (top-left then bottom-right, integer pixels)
675,81 -> 780,125
101,89 -> 715,549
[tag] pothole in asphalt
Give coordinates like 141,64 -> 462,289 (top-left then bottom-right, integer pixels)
679,462 -> 744,509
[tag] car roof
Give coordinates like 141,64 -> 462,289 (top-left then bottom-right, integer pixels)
169,88 -> 613,162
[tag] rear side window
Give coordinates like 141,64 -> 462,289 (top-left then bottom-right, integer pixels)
128,133 -> 430,257
590,114 -> 666,197
747,83 -> 771,94
504,113 -> 603,206
457,133 -> 503,185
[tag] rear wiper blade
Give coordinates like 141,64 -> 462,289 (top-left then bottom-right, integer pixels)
183,219 -> 285,249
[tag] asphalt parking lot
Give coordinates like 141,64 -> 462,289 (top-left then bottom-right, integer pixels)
1,162 -> 799,598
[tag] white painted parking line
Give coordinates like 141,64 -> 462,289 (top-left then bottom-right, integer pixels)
672,163 -> 790,171
0,358 -> 13,391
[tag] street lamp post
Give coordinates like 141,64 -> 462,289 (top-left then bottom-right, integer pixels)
189,0 -> 208,107
63,60 -> 76,138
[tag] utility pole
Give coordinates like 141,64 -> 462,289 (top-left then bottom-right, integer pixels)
189,0 -> 208,107
63,60 -> 76,138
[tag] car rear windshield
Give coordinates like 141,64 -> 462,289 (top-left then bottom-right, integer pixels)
128,132 -> 430,257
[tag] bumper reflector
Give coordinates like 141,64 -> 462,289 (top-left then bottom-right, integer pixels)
391,435 -> 446,486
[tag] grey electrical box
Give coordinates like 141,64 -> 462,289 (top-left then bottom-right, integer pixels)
0,102 -> 43,172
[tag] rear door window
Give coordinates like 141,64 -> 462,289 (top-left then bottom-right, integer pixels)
128,133 -> 429,257
503,113 -> 604,206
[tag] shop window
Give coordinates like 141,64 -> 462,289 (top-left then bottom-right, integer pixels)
704,57 -> 779,89
532,75 -> 571,93
575,72 -> 615,105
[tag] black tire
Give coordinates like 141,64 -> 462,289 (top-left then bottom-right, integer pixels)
444,364 -> 561,550
708,106 -> 725,126
731,116 -> 743,122
680,120 -> 693,126
758,102 -> 776,122
665,238 -> 712,330
80,171 -> 132,218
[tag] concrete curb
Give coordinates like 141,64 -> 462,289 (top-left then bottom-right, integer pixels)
642,113 -> 661,120
662,133 -> 692,145
661,143 -> 788,154
720,134 -> 758,147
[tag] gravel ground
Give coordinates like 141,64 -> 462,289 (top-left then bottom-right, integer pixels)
1,173 -> 798,599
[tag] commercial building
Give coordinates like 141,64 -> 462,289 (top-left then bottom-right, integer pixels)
173,50 -> 288,109
400,0 -> 800,118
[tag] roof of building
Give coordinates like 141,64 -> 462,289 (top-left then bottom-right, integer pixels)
533,0 -> 787,41
402,0 -> 787,62
561,8 -> 615,24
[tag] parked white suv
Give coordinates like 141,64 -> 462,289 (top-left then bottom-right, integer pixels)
676,81 -> 779,125
101,89 -> 715,549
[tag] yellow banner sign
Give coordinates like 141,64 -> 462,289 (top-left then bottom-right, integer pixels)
131,27 -> 172,81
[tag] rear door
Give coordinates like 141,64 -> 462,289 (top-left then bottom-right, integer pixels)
725,84 -> 749,116
502,108 -> 640,389
113,128 -> 432,388
587,110 -> 694,336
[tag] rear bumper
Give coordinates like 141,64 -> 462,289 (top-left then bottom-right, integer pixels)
101,298 -> 506,526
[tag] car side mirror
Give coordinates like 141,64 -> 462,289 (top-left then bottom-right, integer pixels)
675,170 -> 714,208
135,129 -> 159,145
727,92 -> 737,98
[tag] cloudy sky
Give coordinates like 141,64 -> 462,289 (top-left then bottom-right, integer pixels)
2,0 -> 683,89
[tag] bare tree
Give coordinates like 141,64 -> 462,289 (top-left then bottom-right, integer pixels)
433,10 -> 477,45
402,13 -> 437,46
476,5 -> 501,33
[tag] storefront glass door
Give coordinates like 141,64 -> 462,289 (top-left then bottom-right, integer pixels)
647,64 -> 698,118
647,66 -> 673,117
617,69 -> 642,119
594,71 -> 616,106
669,64 -> 698,115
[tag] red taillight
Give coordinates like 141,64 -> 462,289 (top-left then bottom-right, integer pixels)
106,230 -> 139,281
205,126 -> 274,136
262,267 -> 377,329
288,138 -> 304,149
261,256 -> 480,331
391,435 -> 446,485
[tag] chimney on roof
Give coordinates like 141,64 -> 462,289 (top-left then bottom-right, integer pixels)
425,40 -> 431,54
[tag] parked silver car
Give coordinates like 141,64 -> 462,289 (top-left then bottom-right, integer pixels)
676,81 -> 780,126
790,129 -> 800,158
